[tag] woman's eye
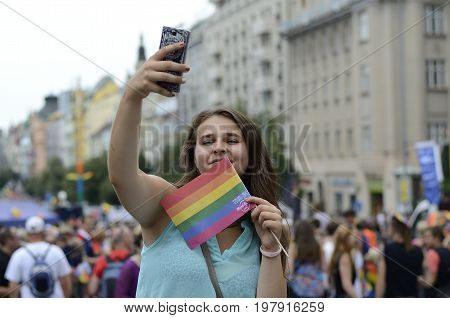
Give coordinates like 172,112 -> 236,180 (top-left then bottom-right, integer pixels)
201,140 -> 213,145
227,139 -> 239,144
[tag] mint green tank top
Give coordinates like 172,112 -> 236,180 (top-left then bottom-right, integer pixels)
136,219 -> 260,298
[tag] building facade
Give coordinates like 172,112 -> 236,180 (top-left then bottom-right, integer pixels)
179,0 -> 289,122
283,0 -> 449,217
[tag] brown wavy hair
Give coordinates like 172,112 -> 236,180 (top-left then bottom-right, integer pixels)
328,225 -> 354,276
175,107 -> 290,272
294,220 -> 321,265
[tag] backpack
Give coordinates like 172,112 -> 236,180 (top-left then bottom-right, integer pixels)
99,255 -> 128,298
24,244 -> 55,298
288,262 -> 326,298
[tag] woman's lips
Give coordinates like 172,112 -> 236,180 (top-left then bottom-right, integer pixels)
209,158 -> 234,165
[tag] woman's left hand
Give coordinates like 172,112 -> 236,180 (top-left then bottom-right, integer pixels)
245,196 -> 283,252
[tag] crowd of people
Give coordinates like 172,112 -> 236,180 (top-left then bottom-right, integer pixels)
0,207 -> 449,298
0,215 -> 142,298
288,209 -> 450,298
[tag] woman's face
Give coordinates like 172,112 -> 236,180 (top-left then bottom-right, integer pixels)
194,115 -> 249,175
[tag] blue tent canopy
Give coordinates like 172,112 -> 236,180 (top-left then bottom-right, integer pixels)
0,199 -> 59,227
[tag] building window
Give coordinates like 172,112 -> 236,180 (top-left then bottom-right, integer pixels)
261,32 -> 271,47
359,10 -> 369,43
426,60 -> 446,89
347,128 -> 353,153
322,78 -> 328,105
427,122 -> 448,145
335,129 -> 341,154
345,71 -> 352,98
314,132 -> 320,154
425,5 -> 445,35
324,130 -> 330,153
331,27 -> 339,54
262,90 -> 273,107
262,61 -> 272,76
360,64 -> 370,95
361,125 -> 372,152
333,76 -> 340,102
343,21 -> 351,50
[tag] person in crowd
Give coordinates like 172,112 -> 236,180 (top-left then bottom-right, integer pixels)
88,225 -> 133,297
5,216 -> 72,298
312,202 -> 330,234
322,221 -> 339,270
115,232 -> 143,298
65,236 -> 92,298
288,220 -> 326,297
412,221 -> 428,248
343,209 -> 357,229
351,227 -> 364,297
0,228 -> 19,297
376,214 -> 423,298
76,215 -> 98,266
108,41 -> 289,298
356,221 -> 378,297
419,226 -> 450,297
443,222 -> 450,250
328,226 -> 358,298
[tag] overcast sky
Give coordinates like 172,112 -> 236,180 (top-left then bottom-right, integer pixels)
0,0 -> 215,131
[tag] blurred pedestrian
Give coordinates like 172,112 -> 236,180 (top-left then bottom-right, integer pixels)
114,232 -> 142,298
5,216 -> 72,298
419,226 -> 450,297
328,226 -> 358,297
0,228 -> 19,297
376,214 -> 423,297
77,215 -> 98,265
288,220 -> 326,297
322,221 -> 339,270
343,209 -> 357,229
88,225 -> 133,297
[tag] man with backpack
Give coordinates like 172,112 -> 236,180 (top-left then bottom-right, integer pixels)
5,216 -> 72,298
88,225 -> 133,297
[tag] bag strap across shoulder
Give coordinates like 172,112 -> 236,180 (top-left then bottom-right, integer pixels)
201,243 -> 223,298
24,243 -> 52,262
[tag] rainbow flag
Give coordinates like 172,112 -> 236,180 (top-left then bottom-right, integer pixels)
160,158 -> 256,249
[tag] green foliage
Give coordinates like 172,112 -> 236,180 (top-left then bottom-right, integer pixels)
0,168 -> 20,189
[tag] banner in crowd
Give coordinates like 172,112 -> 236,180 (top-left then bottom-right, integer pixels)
415,141 -> 444,205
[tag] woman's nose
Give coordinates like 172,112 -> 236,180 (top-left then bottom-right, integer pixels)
212,141 -> 226,154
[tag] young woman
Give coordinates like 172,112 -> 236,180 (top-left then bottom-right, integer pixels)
108,41 -> 289,298
328,226 -> 358,298
376,214 -> 423,298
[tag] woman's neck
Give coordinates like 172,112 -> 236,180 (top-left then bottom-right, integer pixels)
216,224 -> 243,254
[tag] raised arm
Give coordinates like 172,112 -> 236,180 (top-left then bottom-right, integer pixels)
108,42 -> 190,232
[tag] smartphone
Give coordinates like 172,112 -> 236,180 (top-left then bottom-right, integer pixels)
158,26 -> 190,93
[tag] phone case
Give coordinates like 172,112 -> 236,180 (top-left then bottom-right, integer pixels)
158,26 -> 190,93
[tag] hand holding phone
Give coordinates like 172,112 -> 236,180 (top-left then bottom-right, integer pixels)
158,26 -> 190,93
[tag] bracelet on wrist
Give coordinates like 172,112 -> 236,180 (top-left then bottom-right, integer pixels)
260,245 -> 282,258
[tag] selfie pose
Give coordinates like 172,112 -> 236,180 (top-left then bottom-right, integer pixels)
108,40 -> 289,298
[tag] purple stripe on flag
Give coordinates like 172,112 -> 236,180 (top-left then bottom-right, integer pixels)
180,190 -> 248,241
186,208 -> 245,250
